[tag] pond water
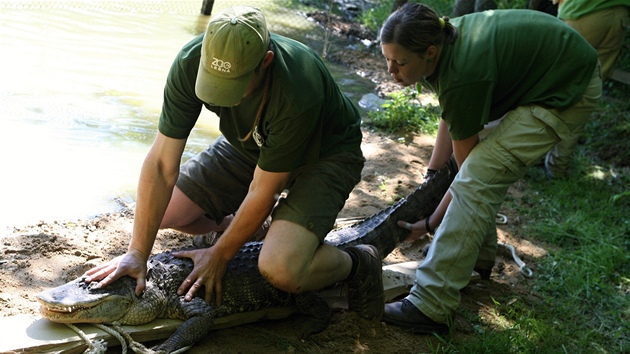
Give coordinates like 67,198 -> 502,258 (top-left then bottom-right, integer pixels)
0,1 -> 374,230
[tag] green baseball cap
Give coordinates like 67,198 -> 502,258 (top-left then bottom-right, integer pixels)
195,6 -> 270,107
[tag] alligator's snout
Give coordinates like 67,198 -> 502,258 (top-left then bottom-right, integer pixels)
36,276 -> 137,324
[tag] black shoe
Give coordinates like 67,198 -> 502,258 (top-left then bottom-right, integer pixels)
474,259 -> 494,280
384,299 -> 449,335
345,245 -> 384,320
473,267 -> 492,280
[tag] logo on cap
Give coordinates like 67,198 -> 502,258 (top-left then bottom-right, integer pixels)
211,57 -> 232,73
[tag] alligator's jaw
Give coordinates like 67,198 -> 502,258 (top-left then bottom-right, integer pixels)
36,277 -> 135,324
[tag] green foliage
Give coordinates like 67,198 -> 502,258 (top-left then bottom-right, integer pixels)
495,0 -> 529,10
582,101 -> 630,168
611,190 -> 630,204
419,0 -> 457,17
358,0 -> 452,33
359,0 -> 394,33
511,162 -> 630,352
367,88 -> 440,134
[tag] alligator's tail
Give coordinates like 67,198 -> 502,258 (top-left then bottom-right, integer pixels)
325,158 -> 458,258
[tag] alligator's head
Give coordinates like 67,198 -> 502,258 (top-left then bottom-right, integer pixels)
36,276 -> 139,324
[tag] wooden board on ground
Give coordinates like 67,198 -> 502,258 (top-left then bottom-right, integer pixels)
1,261 -> 480,353
611,68 -> 630,85
0,308 -> 297,354
383,261 -> 480,302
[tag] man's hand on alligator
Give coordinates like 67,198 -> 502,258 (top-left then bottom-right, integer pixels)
84,251 -> 148,296
83,255 -> 121,283
174,247 -> 229,305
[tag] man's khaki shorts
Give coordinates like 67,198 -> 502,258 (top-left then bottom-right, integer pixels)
177,135 -> 365,241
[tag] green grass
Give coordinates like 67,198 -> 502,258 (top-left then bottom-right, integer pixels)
357,1 -> 630,353
367,88 -> 441,134
518,165 -> 630,353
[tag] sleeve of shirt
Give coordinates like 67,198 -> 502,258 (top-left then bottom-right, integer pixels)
440,81 -> 494,141
158,53 -> 204,140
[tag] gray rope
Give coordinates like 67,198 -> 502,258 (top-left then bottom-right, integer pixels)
64,323 -> 108,354
65,321 -> 192,354
498,242 -> 533,277
94,324 -> 128,354
495,213 -> 533,277
111,322 -> 192,354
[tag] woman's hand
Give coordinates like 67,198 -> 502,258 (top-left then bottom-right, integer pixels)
397,218 -> 431,242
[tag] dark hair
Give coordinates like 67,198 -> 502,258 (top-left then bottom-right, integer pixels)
380,2 -> 458,56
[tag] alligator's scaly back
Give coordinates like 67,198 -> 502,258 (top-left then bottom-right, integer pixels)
325,158 -> 457,257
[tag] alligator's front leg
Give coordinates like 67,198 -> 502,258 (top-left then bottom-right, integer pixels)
153,297 -> 215,354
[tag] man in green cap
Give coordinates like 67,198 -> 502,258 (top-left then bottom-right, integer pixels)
84,6 -> 384,320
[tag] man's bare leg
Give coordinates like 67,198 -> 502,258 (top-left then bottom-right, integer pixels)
259,220 -> 384,320
160,186 -> 231,234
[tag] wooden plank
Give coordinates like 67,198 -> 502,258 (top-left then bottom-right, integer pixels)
0,308 -> 297,354
611,68 -> 630,85
383,261 -> 419,302
0,262 -> 478,353
383,261 -> 481,302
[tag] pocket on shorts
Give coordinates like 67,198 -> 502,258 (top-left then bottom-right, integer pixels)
493,106 -> 562,167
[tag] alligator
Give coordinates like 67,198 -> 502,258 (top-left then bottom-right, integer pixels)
36,159 -> 457,353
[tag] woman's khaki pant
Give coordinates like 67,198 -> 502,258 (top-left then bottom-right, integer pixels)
407,65 -> 602,324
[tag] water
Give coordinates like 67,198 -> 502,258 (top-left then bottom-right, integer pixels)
0,1 -> 375,229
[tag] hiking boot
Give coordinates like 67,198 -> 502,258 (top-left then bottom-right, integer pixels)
473,266 -> 492,280
345,245 -> 384,320
384,299 -> 449,335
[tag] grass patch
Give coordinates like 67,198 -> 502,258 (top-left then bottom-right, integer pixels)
517,167 -> 630,353
366,88 -> 441,134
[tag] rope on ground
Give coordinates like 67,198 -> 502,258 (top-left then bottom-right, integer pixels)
496,213 -> 508,225
64,323 -> 108,354
65,321 -> 192,354
94,323 -> 129,354
498,242 -> 533,278
113,323 -> 192,354
109,323 -> 156,354
495,213 -> 533,277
